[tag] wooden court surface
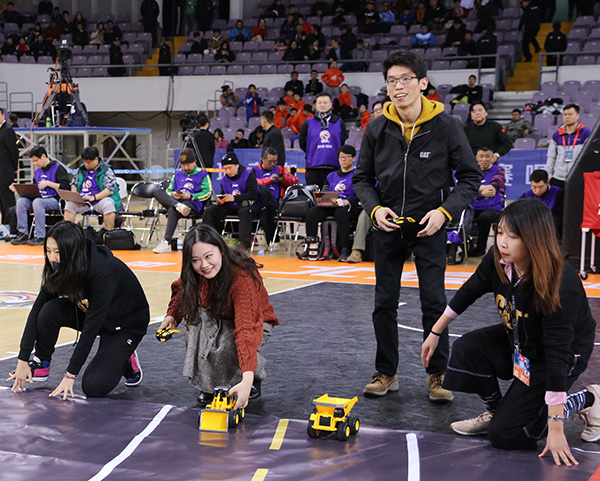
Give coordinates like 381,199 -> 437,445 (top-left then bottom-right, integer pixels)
2,242 -> 600,360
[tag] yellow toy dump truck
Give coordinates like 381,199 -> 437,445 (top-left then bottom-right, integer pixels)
307,394 -> 359,441
199,387 -> 245,432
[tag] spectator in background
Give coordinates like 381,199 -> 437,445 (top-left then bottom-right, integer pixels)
398,8 -> 414,28
283,40 -> 304,62
72,22 -> 89,47
71,12 -> 87,31
520,169 -> 563,236
196,0 -> 214,32
141,0 -> 160,47
458,30 -> 476,57
206,28 -> 224,54
280,14 -> 297,43
475,28 -> 497,67
359,104 -> 370,131
215,41 -> 236,63
108,38 -> 125,77
450,74 -> 483,104
297,16 -> 312,35
261,110 -> 286,166
292,23 -> 309,51
51,6 -> 62,25
349,38 -> 369,72
3,38 -> 17,58
425,85 -> 439,102
505,109 -> 533,142
304,38 -> 323,61
322,60 -> 345,98
9,113 -> 19,128
89,22 -> 104,45
273,101 -> 289,128
444,19 -> 466,48
220,85 -> 239,113
380,2 -> 395,23
15,37 -> 30,60
290,103 -> 314,146
448,0 -> 468,20
251,18 -> 268,43
335,83 -> 356,121
31,34 -> 47,60
426,0 -> 447,31
358,1 -> 386,34
38,0 -> 53,16
230,129 -> 250,149
545,103 -> 591,188
305,69 -> 324,95
464,102 -> 513,157
214,129 -> 228,149
265,0 -> 285,18
311,0 -> 331,17
544,21 -> 567,66
61,11 -> 72,35
307,24 -> 326,50
339,24 -> 357,51
46,37 -> 59,60
180,0 -> 197,36
519,0 -> 541,62
3,2 -> 21,24
231,20 -> 249,43
412,24 -> 435,48
284,71 -> 304,97
415,2 -> 428,25
190,31 -> 207,54
104,20 -> 121,45
468,145 -> 505,257
44,21 -> 61,41
326,37 -> 352,62
243,84 -> 263,121
393,0 -> 413,16
249,126 -> 265,149
192,116 -> 215,170
158,37 -> 175,76
288,4 -> 302,21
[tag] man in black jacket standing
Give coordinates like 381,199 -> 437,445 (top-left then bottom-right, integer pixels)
192,116 -> 215,171
141,0 -> 160,48
353,51 -> 480,402
261,111 -> 286,167
0,107 -> 18,233
519,0 -> 541,62
544,21 -> 567,66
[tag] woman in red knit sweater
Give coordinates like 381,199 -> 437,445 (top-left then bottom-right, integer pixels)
159,224 -> 279,409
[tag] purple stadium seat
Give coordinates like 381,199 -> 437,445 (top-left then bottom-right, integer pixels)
174,53 -> 187,64
576,55 -> 596,65
37,55 -> 53,65
243,64 -> 260,74
91,67 -> 108,77
424,47 -> 442,57
260,64 -> 277,74
588,103 -> 600,116
533,114 -> 556,137
574,16 -> 595,28
209,65 -> 227,75
177,66 -> 194,76
72,55 -> 86,66
268,51 -> 283,62
496,19 -> 511,31
514,138 -> 537,149
561,80 -> 581,96
219,108 -> 236,122
450,60 -> 468,69
432,60 -> 450,70
193,65 -> 209,75
243,42 -> 258,52
237,52 -> 251,63
20,56 -> 36,64
230,41 -> 243,52
248,117 -> 262,130
581,114 -> 598,128
227,65 -> 243,75
541,81 -> 560,96
277,64 -> 291,74
442,46 -> 458,56
251,52 -> 268,63
186,53 -> 203,64
295,64 -> 311,74
583,80 -> 600,96
229,118 -> 247,131
568,28 -> 588,41
503,7 -> 520,18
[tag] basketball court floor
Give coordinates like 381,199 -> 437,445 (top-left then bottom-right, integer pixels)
1,241 -> 599,480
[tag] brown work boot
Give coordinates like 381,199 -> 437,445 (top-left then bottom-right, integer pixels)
579,384 -> 600,442
363,372 -> 399,397
451,412 -> 493,436
347,249 -> 362,263
427,373 -> 454,402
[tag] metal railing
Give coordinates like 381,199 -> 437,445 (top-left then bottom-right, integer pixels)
537,51 -> 600,88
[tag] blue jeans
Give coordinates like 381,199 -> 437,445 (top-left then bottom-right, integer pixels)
17,197 -> 60,238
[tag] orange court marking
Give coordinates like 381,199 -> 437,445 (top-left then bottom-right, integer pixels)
2,244 -> 600,297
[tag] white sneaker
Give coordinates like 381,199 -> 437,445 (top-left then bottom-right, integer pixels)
175,203 -> 191,216
153,239 -> 172,254
450,412 -> 493,436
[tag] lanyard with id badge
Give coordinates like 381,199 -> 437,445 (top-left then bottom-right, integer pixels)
510,273 -> 530,386
562,129 -> 580,163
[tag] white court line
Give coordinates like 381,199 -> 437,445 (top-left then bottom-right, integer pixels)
572,447 -> 600,455
397,323 -> 461,338
406,433 -> 420,481
88,404 -> 173,481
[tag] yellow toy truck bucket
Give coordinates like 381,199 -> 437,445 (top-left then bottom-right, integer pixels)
199,409 -> 230,432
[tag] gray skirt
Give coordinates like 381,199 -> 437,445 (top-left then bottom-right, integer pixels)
182,306 -> 273,393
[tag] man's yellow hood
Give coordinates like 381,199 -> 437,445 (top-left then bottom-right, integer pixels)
383,96 -> 445,144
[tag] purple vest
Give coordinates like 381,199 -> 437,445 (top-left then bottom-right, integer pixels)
221,167 -> 252,207
326,169 -> 356,200
80,170 -> 102,199
172,169 -> 208,211
35,161 -> 61,198
253,164 -> 279,201
523,184 -> 559,211
305,117 -> 343,168
472,164 -> 503,212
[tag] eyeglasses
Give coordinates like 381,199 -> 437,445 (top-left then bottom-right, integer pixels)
386,76 -> 419,87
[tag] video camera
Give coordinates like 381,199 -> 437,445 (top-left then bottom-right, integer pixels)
180,113 -> 201,131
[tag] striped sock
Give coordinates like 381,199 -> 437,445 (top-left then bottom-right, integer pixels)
564,389 -> 595,418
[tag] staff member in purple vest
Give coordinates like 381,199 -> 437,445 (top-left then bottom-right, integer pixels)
469,145 -> 506,257
299,92 -> 348,189
10,146 -> 70,246
302,144 -> 361,262
520,169 -> 563,238
253,146 -> 298,243
153,148 -> 213,254
202,151 -> 260,250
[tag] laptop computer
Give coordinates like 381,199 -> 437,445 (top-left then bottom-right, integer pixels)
314,191 -> 340,207
13,183 -> 40,200
57,189 -> 87,204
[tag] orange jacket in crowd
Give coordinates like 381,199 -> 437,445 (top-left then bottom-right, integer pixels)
290,111 -> 313,134
361,111 -> 370,132
255,163 -> 299,199
322,68 -> 344,87
338,91 -> 352,107
274,109 -> 289,128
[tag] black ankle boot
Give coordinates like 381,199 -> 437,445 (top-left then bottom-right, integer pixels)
249,380 -> 261,400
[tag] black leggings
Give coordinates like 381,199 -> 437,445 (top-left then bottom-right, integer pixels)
34,298 -> 147,398
202,203 -> 258,249
306,204 -> 360,249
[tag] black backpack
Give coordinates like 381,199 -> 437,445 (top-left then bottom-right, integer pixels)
278,184 -> 318,220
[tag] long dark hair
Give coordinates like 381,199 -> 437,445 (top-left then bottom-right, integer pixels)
493,198 -> 563,316
42,221 -> 89,303
180,224 -> 262,324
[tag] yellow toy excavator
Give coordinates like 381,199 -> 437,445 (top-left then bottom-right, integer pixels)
198,387 -> 245,432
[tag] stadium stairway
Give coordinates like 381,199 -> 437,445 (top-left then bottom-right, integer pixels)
505,22 -> 574,92
137,36 -> 188,77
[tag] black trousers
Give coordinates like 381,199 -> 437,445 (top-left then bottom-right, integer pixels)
33,298 -> 147,398
372,227 -> 449,375
203,202 -> 258,248
306,204 -> 360,250
152,187 -> 199,242
258,185 -> 278,243
522,28 -> 540,61
444,324 -> 588,450
306,167 -> 336,190
0,179 -> 16,225
472,208 -> 501,254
